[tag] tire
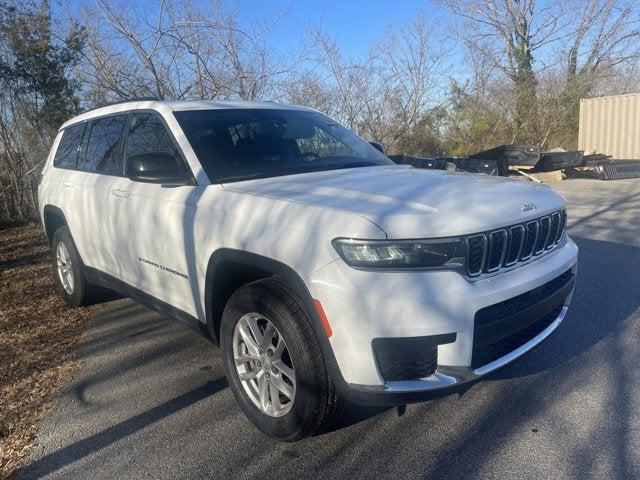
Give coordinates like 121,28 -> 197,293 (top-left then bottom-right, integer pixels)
51,226 -> 99,307
220,278 -> 342,441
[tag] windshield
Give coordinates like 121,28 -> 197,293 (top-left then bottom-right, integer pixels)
173,109 -> 393,183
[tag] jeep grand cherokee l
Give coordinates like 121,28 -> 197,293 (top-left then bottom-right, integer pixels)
39,100 -> 578,441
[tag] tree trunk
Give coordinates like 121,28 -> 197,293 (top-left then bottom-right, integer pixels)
512,38 -> 539,143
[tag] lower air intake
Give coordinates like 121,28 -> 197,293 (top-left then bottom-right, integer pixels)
372,333 -> 456,381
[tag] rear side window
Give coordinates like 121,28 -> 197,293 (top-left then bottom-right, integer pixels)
82,114 -> 127,174
125,113 -> 186,174
53,123 -> 85,168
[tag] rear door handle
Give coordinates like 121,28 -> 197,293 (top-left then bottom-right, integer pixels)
63,181 -> 74,189
111,188 -> 130,198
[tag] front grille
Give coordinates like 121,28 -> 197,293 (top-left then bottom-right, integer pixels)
372,334 -> 456,381
465,209 -> 566,277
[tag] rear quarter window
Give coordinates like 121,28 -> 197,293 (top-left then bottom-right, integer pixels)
53,123 -> 85,169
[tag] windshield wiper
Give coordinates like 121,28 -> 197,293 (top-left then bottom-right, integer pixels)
329,160 -> 380,170
217,161 -> 380,183
216,172 -> 276,183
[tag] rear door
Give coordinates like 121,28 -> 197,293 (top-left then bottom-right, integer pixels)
73,113 -> 130,277
46,123 -> 88,257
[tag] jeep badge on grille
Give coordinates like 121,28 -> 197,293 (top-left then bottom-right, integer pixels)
521,203 -> 537,212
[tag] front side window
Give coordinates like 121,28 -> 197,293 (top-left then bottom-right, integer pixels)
53,123 -> 85,169
174,109 -> 392,183
82,114 -> 127,174
124,113 -> 187,175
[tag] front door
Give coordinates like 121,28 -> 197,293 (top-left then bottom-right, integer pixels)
116,112 -> 204,318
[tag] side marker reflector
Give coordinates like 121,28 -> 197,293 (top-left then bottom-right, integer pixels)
313,299 -> 333,338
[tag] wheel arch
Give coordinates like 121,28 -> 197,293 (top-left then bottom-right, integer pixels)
42,205 -> 69,245
204,249 -> 309,341
204,248 -> 348,395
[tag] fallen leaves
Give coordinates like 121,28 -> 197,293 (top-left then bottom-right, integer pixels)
0,224 -> 99,479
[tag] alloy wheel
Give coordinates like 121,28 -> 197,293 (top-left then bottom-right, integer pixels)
56,241 -> 74,295
232,313 -> 296,417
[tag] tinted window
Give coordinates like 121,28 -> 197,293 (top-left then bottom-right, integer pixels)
296,126 -> 354,158
125,113 -> 186,174
174,109 -> 392,183
83,115 -> 127,174
53,123 -> 85,168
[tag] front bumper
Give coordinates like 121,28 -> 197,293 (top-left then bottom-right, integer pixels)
306,236 -> 578,406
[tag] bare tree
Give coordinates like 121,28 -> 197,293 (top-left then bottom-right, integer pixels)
438,0 -> 574,142
537,0 -> 640,148
439,0 -> 639,146
565,0 -> 640,80
74,0 -> 313,103
303,14 -> 450,153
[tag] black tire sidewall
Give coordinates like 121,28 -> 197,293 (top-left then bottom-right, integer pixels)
51,227 -> 87,308
220,282 -> 326,441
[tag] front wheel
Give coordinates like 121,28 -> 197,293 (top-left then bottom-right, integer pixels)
220,279 -> 342,441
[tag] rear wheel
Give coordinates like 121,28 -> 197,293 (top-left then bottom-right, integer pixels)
51,226 -> 99,307
220,278 -> 342,441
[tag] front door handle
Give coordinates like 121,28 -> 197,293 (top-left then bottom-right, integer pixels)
63,181 -> 74,189
111,188 -> 130,198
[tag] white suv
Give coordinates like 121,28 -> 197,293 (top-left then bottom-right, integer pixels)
39,100 -> 578,440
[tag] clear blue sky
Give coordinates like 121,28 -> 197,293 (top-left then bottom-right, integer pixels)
53,0 -> 443,57
238,0 -> 441,55
52,0 -> 461,92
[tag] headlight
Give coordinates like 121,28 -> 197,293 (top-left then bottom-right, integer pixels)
332,237 -> 465,269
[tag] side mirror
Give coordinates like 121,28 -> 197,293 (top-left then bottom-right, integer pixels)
126,152 -> 189,184
369,141 -> 385,154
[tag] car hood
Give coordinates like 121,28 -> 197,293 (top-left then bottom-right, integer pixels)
222,165 -> 566,238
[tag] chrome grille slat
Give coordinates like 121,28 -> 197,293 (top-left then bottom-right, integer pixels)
464,209 -> 566,277
486,229 -> 508,272
521,220 -> 539,261
556,210 -> 566,244
548,212 -> 561,249
466,234 -> 488,277
534,216 -> 551,254
504,225 -> 525,267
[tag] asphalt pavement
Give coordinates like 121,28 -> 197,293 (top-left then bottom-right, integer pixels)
17,178 -> 640,480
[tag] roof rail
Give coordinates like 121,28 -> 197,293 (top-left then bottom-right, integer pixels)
81,96 -> 161,114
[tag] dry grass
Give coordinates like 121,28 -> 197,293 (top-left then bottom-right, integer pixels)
0,224 -> 99,479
